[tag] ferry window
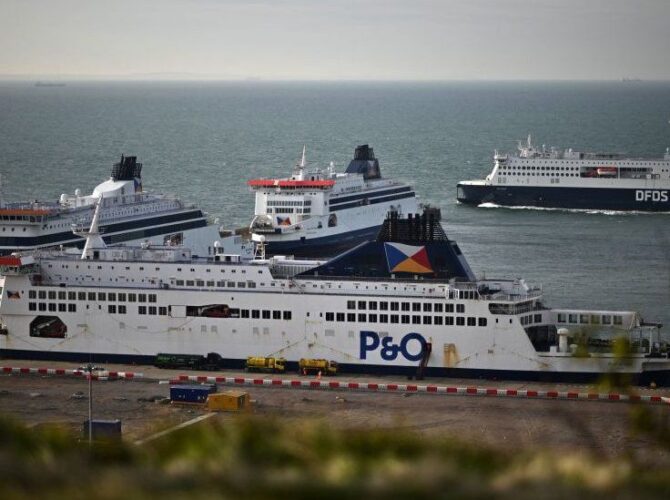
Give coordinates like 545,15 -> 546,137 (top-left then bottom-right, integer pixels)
138,294 -> 147,303
456,304 -> 465,313
207,281 -> 215,287
390,302 -> 399,311
39,303 -> 46,311
434,303 -> 443,313
149,294 -> 157,303
252,310 -> 260,319
358,313 -> 367,322
456,317 -> 465,326
247,281 -> 256,289
129,294 -> 137,302
369,314 -> 377,323
423,303 -> 432,312
534,314 -> 542,323
423,316 -> 432,325
196,280 -> 205,287
445,316 -> 454,326
48,291 -> 56,300
108,293 -> 116,301
262,310 -> 271,319
379,302 -> 388,311
434,316 -> 443,325
568,314 -> 578,323
186,280 -> 195,286
579,314 -> 589,324
48,303 -> 56,312
29,302 -> 36,311
467,317 -> 476,326
347,313 -> 356,322
58,291 -> 66,300
590,315 -> 600,325
176,280 -> 185,286
401,315 -> 410,324
156,306 -> 166,315
445,304 -> 454,313
29,290 -> 36,299
68,292 -> 76,301
412,303 -> 421,312
602,315 -> 612,325
557,313 -> 566,323
379,314 -> 388,323
108,305 -> 116,314
58,303 -> 66,312
411,315 -> 420,324
401,303 -> 410,312
368,301 -> 378,310
389,314 -> 399,324
273,311 -> 281,320
138,306 -> 146,315
87,292 -> 95,301
149,306 -> 157,315
236,281 -> 245,287
358,301 -> 366,310
347,300 -> 355,310
216,281 -> 224,287
326,312 -> 335,321
613,316 -> 623,326
98,293 -> 106,301
336,313 -> 345,322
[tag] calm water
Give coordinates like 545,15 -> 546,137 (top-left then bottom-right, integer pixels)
0,81 -> 669,331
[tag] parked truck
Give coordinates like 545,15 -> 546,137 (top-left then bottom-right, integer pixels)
298,358 -> 338,376
154,352 -> 223,371
245,356 -> 286,373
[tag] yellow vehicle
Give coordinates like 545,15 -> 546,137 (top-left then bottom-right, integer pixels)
245,356 -> 286,373
298,358 -> 338,376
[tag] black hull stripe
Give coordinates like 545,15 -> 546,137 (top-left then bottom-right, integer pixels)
1,348 -> 668,386
457,184 -> 670,211
330,192 -> 416,212
329,186 -> 413,206
0,210 -> 206,248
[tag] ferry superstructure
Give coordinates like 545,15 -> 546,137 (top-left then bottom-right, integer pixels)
0,155 -> 228,256
457,136 -> 670,211
248,145 -> 419,256
0,206 -> 667,385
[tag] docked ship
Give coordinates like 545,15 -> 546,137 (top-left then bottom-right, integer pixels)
457,136 -> 670,211
0,155 -> 241,257
248,145 -> 419,256
0,204 -> 668,385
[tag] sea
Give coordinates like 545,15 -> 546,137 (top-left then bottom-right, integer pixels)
0,80 -> 669,333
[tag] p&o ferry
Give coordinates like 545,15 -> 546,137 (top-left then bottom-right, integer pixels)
0,155 -> 230,256
457,136 -> 670,211
249,145 -> 419,256
0,204 -> 668,385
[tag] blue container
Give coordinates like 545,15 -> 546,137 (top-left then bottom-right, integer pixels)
82,419 -> 122,440
170,384 -> 216,403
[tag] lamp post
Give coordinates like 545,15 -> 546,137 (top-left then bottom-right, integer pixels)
87,363 -> 93,446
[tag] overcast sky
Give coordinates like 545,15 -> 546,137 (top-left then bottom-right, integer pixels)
1,0 -> 669,80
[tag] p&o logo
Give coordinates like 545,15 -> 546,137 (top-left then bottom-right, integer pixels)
359,331 -> 427,362
635,190 -> 668,202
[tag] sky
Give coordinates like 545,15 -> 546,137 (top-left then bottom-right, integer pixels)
1,0 -> 669,80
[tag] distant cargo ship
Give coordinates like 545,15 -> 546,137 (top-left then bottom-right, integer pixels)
34,82 -> 66,87
457,135 -> 670,211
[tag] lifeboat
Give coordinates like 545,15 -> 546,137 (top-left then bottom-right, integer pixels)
596,166 -> 618,177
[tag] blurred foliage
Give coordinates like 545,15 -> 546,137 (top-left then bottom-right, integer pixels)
1,414 -> 670,499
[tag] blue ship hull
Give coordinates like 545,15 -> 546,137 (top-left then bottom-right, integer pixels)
456,184 -> 670,212
264,225 -> 382,257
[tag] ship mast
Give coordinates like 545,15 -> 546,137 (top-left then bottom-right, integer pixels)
73,195 -> 106,260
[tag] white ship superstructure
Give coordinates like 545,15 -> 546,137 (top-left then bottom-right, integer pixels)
457,135 -> 670,211
249,145 -> 419,256
1,208 -> 668,385
0,155 -> 228,256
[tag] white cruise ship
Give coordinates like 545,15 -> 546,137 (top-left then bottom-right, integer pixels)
0,155 -> 230,256
249,145 -> 419,256
0,205 -> 667,385
457,136 -> 670,211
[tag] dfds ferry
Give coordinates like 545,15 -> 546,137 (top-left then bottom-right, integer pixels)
0,155 -> 225,255
0,205 -> 668,385
457,136 -> 670,211
249,145 -> 419,256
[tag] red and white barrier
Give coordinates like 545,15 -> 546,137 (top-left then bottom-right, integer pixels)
1,366 -> 142,380
173,375 -> 670,405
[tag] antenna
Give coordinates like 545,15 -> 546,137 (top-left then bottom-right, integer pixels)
0,174 -> 4,208
299,145 -> 306,168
